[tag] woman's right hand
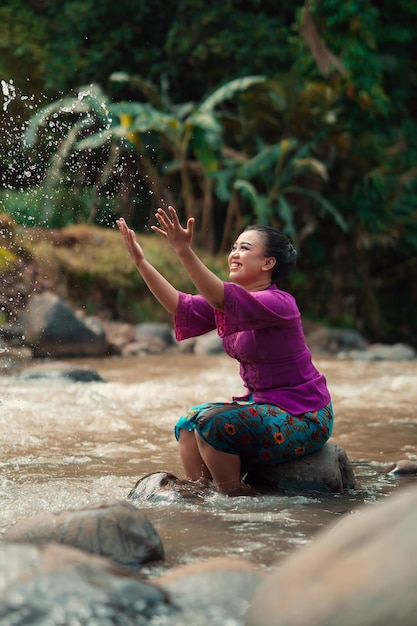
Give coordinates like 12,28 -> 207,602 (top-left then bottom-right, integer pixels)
116,218 -> 145,263
152,206 -> 194,255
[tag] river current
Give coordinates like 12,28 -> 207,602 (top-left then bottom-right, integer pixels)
1,353 -> 416,575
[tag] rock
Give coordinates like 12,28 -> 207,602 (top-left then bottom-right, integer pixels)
20,291 -> 108,358
194,329 -> 224,355
17,360 -> 105,382
128,445 -> 356,501
387,459 -> 417,476
116,322 -> 177,356
100,319 -> 137,354
337,342 -> 416,361
0,321 -> 23,342
305,326 -> 369,355
0,542 -> 174,626
128,472 -> 209,503
122,335 -> 170,356
0,336 -> 8,355
134,322 -> 175,346
176,336 -> 197,354
4,500 -> 164,570
243,443 -> 356,494
172,329 -> 225,355
246,486 -> 417,626
154,557 -> 265,624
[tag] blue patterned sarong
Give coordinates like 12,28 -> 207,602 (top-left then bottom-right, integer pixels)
175,398 -> 333,464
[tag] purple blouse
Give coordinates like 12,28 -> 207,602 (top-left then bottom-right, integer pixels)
174,282 -> 331,414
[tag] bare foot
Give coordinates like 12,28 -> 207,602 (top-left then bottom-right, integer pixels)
220,483 -> 259,497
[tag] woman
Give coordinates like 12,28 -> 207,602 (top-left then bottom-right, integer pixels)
117,206 -> 333,496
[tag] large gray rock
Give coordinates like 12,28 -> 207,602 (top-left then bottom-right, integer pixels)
134,322 -> 174,345
128,444 -> 355,502
305,326 -> 369,355
5,500 -> 164,570
0,542 -> 174,626
20,291 -> 107,357
122,322 -> 176,356
244,443 -> 356,494
246,486 -> 417,626
155,557 -> 265,625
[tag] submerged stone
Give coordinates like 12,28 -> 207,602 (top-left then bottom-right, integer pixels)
128,472 -> 209,503
387,459 -> 417,476
17,361 -> 105,382
4,499 -> 164,570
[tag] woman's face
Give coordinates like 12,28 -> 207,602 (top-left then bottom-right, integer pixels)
228,230 -> 275,289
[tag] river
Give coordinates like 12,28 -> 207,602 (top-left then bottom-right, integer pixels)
1,353 -> 416,576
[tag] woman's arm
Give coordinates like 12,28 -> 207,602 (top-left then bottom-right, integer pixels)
116,218 -> 179,315
152,206 -> 225,311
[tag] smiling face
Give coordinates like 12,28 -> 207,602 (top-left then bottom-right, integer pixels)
228,230 -> 276,290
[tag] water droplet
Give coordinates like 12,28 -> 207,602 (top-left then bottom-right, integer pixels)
1,79 -> 16,110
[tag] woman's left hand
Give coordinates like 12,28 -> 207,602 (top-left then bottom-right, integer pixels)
152,206 -> 194,254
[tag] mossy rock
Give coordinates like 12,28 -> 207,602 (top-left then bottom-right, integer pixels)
0,247 -> 18,271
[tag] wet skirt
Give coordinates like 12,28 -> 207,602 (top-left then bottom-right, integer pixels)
175,398 -> 334,464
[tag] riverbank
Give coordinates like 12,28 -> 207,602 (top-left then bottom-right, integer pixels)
0,216 -> 227,328
1,216 -> 416,365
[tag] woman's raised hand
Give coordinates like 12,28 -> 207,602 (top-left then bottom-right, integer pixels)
152,206 -> 194,254
116,218 -> 145,262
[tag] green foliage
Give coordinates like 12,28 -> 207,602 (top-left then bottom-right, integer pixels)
1,0 -> 417,344
0,185 -> 117,229
36,0 -> 178,96
0,1 -> 50,87
0,0 -> 299,101
222,137 -> 347,241
165,0 -> 296,100
293,1 -> 387,114
18,76 -> 267,237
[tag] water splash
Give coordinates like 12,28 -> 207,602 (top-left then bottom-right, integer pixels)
1,79 -> 16,111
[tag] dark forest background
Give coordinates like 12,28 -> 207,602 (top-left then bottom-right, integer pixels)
1,0 -> 416,345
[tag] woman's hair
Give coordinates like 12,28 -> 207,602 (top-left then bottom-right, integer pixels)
244,225 -> 297,283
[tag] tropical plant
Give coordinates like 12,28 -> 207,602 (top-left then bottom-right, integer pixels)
22,75 -> 267,247
215,136 -> 347,251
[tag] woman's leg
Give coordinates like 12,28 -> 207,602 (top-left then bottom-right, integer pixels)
194,401 -> 334,467
178,429 -> 212,484
195,432 -> 242,494
189,401 -> 333,494
176,399 -> 333,494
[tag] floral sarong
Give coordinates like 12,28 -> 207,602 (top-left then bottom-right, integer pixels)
175,399 -> 334,464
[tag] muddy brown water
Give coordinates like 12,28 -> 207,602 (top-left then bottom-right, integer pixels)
1,353 -> 416,575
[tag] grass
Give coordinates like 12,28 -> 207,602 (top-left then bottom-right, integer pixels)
12,221 -> 229,323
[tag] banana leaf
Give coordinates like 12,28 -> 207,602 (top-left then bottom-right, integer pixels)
199,76 -> 266,113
